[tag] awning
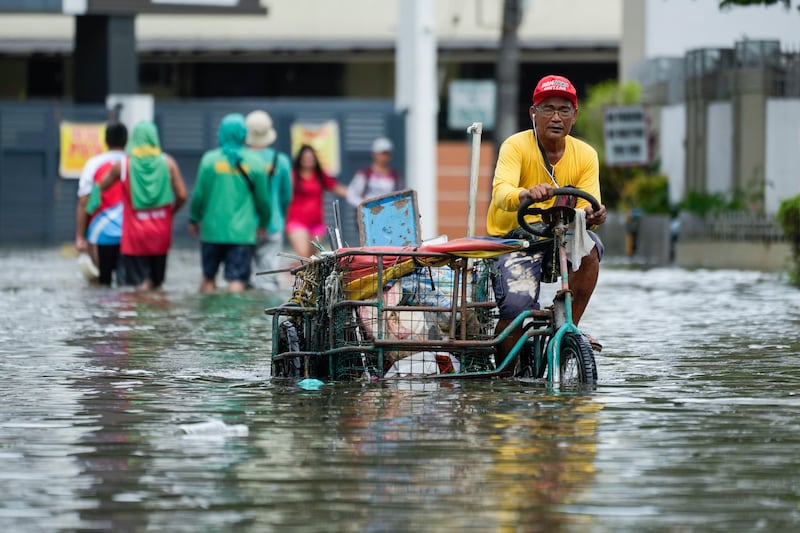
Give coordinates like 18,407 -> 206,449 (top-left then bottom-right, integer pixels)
0,0 -> 266,15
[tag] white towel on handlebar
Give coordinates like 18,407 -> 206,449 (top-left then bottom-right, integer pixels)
565,208 -> 595,271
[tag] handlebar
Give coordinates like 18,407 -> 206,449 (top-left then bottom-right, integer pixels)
517,187 -> 601,237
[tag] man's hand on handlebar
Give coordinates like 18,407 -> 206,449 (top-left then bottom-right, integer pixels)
520,183 -> 554,203
519,184 -> 607,226
585,204 -> 607,227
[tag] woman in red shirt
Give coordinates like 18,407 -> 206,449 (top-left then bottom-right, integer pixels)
285,144 -> 347,258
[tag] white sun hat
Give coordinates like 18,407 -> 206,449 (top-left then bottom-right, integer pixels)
371,137 -> 393,153
245,110 -> 277,147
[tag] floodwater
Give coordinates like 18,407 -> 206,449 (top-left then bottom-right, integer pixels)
1,247 -> 800,532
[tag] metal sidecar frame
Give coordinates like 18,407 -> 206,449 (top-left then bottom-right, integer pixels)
264,227 -> 597,385
264,244 -> 550,381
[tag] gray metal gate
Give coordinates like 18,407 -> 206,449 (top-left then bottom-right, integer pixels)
0,102 -> 109,245
0,98 -> 405,250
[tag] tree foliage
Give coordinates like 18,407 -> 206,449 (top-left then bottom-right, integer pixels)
776,195 -> 800,285
576,80 -> 643,210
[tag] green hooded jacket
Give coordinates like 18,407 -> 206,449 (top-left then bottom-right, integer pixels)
127,121 -> 174,210
86,121 -> 173,214
189,114 -> 270,244
250,147 -> 292,234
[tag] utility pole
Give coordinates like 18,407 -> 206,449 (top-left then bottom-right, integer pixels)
495,0 -> 524,148
396,0 -> 438,240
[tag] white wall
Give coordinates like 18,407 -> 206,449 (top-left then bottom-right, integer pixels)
644,0 -> 799,58
660,104 -> 686,206
765,98 -> 800,215
0,0 -> 621,48
706,101 -> 733,195
622,0 -> 800,82
660,100 -> 800,212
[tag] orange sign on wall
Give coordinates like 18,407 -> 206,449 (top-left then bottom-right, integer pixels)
59,121 -> 107,178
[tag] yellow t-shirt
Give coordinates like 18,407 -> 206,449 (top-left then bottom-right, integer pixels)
486,130 -> 601,236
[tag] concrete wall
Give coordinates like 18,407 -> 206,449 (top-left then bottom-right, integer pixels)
635,215 -> 672,265
659,104 -> 686,206
732,68 -> 771,201
676,241 -> 791,272
594,211 -> 627,258
765,98 -> 800,215
706,101 -> 733,194
656,93 -> 800,215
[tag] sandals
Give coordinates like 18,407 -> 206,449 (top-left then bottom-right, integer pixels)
583,333 -> 603,353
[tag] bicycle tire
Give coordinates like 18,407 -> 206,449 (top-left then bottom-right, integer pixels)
558,332 -> 597,385
274,320 -> 303,378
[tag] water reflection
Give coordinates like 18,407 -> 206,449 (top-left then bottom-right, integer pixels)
231,381 -> 604,531
70,300 -> 149,532
1,249 -> 800,531
64,287 -> 278,532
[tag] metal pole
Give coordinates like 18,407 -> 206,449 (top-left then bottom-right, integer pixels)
466,122 -> 483,237
396,0 -> 438,240
332,199 -> 343,249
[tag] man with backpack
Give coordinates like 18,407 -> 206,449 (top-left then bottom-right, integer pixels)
74,121 -> 128,286
189,113 -> 271,293
245,110 -> 293,290
346,136 -> 402,207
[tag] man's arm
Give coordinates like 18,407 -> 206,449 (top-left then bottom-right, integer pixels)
75,156 -> 99,250
98,161 -> 121,191
166,154 -> 188,213
278,153 -> 293,215
75,195 -> 90,251
323,173 -> 349,199
520,183 -> 554,204
345,171 -> 367,207
492,137 -> 531,212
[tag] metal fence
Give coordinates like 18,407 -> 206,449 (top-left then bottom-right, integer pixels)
0,98 -> 405,248
678,212 -> 785,243
636,40 -> 800,105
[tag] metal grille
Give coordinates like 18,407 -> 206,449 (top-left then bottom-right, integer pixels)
679,212 -> 785,242
269,251 -> 498,380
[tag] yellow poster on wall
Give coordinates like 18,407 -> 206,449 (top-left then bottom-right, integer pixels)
59,121 -> 107,179
290,120 -> 341,176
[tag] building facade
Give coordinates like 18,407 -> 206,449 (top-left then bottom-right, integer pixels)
0,0 -> 620,138
0,0 -> 623,245
621,0 -> 800,215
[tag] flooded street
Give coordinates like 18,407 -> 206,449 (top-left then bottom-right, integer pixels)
2,247 -> 800,532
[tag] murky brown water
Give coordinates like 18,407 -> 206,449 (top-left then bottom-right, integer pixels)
2,247 -> 800,532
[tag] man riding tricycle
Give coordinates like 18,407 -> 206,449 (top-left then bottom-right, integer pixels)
265,74 -> 607,386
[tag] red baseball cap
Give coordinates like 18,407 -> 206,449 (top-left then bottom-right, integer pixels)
532,75 -> 578,109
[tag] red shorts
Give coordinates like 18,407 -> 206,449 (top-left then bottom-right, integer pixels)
285,220 -> 327,239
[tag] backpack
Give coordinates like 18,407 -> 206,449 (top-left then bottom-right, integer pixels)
360,167 -> 401,197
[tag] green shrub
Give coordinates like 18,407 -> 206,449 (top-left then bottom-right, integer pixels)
679,190 -> 745,216
576,79 -> 642,210
622,173 -> 671,214
776,194 -> 800,286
